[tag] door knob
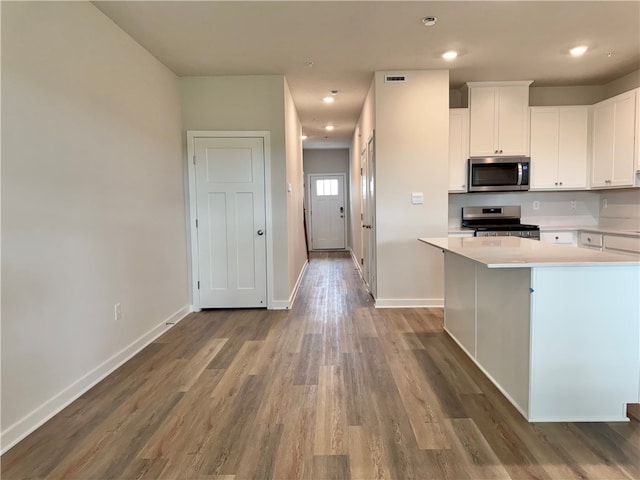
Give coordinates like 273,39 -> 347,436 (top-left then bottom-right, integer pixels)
257,229 -> 264,236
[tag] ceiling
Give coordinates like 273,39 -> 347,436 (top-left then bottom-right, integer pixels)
93,1 -> 640,148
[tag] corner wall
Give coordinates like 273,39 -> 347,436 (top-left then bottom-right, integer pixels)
1,2 -> 188,451
374,70 -> 449,306
350,79 -> 376,269
284,79 -> 308,301
179,75 -> 292,305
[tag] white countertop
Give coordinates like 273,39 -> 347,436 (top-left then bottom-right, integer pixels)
419,236 -> 640,268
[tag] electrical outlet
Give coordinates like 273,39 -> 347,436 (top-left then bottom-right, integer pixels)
533,201 -> 540,211
570,200 -> 577,210
114,303 -> 122,321
602,198 -> 608,209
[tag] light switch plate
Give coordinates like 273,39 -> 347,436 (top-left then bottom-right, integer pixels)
411,192 -> 424,205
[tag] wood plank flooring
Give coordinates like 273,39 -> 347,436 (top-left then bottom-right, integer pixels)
2,251 -> 639,479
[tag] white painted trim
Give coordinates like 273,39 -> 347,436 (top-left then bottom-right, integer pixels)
374,298 -> 444,308
0,306 -> 191,454
349,248 -> 363,276
269,300 -> 292,310
186,131 -> 273,309
288,259 -> 309,309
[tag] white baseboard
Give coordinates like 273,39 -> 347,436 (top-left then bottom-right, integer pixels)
268,259 -> 309,310
0,305 -> 191,454
349,248 -> 363,276
288,259 -> 308,308
268,300 -> 290,310
374,298 -> 444,308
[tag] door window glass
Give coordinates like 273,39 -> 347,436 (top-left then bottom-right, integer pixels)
316,178 -> 338,196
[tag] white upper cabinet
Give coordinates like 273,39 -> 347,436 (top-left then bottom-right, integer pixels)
530,106 -> 588,190
449,108 -> 469,192
590,89 -> 637,188
468,81 -> 532,156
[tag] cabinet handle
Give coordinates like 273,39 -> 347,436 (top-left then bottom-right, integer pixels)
554,182 -> 558,186
559,181 -> 563,186
587,237 -> 592,242
555,236 -> 559,240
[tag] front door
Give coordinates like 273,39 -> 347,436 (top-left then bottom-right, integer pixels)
194,136 -> 267,308
309,174 -> 346,250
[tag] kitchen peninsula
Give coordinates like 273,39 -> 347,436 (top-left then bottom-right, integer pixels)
420,236 -> 640,422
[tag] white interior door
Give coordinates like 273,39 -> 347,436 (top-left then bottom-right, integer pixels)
194,136 -> 267,308
363,135 -> 377,297
309,174 -> 346,250
360,147 -> 369,283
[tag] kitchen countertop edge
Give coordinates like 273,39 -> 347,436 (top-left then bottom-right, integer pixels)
419,236 -> 640,268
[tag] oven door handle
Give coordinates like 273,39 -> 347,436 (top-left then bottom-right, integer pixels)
517,163 -> 523,186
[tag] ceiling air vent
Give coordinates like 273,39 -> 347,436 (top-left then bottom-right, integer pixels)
384,75 -> 407,83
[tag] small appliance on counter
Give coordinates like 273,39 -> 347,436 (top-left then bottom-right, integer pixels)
461,206 -> 540,239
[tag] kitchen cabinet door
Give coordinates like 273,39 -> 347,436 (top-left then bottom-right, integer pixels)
540,231 -> 577,246
469,87 -> 498,156
530,107 -> 559,189
468,82 -> 531,157
557,107 -> 588,189
449,108 -> 469,192
497,86 -> 530,155
531,106 -> 588,190
591,89 -> 637,188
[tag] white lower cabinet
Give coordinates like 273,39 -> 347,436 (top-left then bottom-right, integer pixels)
442,250 -> 640,421
603,233 -> 640,257
540,231 -> 577,246
579,231 -> 603,250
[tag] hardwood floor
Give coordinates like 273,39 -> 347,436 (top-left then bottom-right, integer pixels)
2,251 -> 639,479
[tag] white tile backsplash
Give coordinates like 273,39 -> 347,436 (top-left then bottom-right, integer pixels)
449,191 -> 601,230
599,189 -> 640,231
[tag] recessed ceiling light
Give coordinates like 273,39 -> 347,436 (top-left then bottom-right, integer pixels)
570,45 -> 588,57
325,125 -> 335,131
422,16 -> 437,26
323,96 -> 335,103
301,135 -> 308,140
442,51 -> 458,60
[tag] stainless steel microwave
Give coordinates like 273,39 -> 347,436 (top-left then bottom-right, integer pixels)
467,156 -> 530,192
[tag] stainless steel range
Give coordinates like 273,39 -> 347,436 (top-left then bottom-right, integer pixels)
461,206 -> 540,240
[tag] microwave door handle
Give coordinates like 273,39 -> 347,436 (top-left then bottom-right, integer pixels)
517,163 -> 523,186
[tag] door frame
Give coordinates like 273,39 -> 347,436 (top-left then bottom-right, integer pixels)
362,133 -> 377,298
186,131 -> 273,311
307,173 -> 347,250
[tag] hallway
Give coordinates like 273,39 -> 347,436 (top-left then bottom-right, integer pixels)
2,251 -> 638,479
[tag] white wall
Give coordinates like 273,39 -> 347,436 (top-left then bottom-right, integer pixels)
179,75 -> 293,305
1,2 -> 188,451
603,69 -> 640,98
304,149 -> 350,175
350,80 -> 376,270
374,70 -> 450,307
529,86 -> 604,106
284,80 -> 308,299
